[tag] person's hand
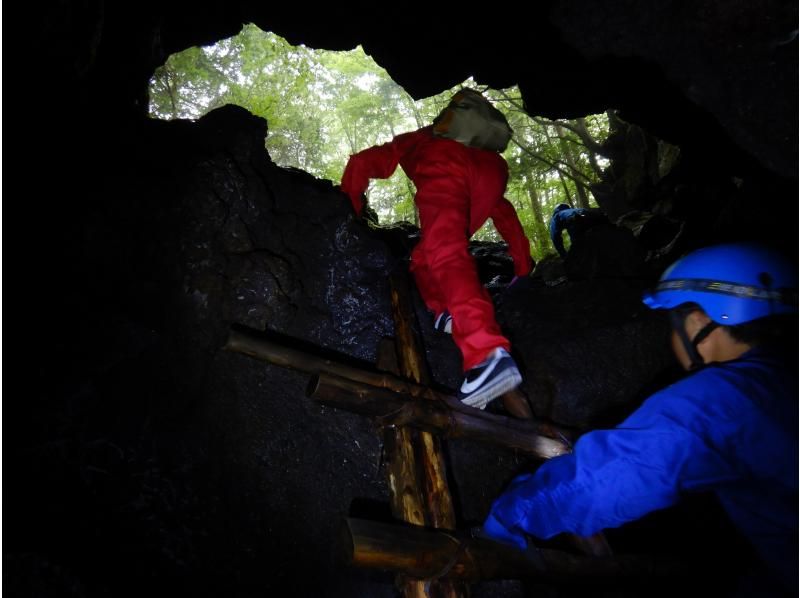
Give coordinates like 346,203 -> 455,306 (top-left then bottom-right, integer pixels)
337,184 -> 367,217
480,513 -> 528,550
361,203 -> 379,225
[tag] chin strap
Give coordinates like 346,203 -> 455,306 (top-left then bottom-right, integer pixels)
669,310 -> 719,370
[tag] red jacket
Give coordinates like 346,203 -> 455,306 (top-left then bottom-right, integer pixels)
341,126 -> 533,277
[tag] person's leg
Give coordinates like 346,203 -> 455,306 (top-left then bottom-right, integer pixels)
409,244 -> 446,317
409,245 -> 454,333
414,202 -> 510,371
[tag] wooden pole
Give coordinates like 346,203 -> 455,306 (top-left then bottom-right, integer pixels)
308,372 -> 570,460
500,387 -> 534,419
342,517 -> 689,584
373,336 -> 431,598
224,326 -> 577,443
384,269 -> 465,597
224,327 -> 396,389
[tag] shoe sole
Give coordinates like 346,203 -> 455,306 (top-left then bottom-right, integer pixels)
460,367 -> 522,410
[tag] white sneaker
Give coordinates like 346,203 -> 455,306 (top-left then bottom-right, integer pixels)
458,348 -> 522,410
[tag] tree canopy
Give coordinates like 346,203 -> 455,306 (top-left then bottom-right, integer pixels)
149,24 -> 610,260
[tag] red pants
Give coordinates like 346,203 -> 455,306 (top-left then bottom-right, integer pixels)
340,127 -> 521,372
410,200 -> 510,371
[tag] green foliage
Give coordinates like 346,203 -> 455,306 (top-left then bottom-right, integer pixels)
148,24 -> 609,261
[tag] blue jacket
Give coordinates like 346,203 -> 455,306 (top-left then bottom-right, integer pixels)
484,347 -> 798,589
548,207 -> 606,258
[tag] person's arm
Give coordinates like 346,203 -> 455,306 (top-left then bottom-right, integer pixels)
491,197 -> 534,277
486,429 -> 684,541
340,143 -> 401,215
549,213 -> 566,258
484,384 -> 736,542
340,128 -> 425,215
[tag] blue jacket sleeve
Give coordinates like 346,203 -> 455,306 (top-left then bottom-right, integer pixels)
485,380 -> 740,539
549,213 -> 566,258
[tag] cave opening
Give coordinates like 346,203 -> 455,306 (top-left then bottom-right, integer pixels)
145,24 -> 639,260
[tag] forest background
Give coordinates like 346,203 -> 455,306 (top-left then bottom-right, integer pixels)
149,24 -> 612,260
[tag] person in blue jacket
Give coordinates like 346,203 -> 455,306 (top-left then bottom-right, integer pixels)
548,203 -> 609,258
482,242 -> 798,593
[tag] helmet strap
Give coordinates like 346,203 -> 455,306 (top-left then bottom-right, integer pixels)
691,321 -> 719,349
669,310 -> 718,370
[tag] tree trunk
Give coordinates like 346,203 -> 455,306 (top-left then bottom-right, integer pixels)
575,117 -> 604,176
556,170 -> 574,207
526,184 -> 550,256
555,123 -> 590,208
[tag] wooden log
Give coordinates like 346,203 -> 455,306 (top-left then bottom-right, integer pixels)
386,269 -> 465,598
342,517 -> 689,584
225,326 -> 392,389
308,372 -> 570,460
224,326 -> 578,443
500,387 -> 534,420
376,336 -> 401,378
387,269 -> 432,388
375,338 -> 430,598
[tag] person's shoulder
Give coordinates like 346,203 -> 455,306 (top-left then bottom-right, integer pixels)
392,126 -> 434,151
482,149 -> 508,167
643,365 -> 740,411
403,125 -> 433,139
390,126 -> 424,140
714,348 -> 793,380
653,355 -> 791,414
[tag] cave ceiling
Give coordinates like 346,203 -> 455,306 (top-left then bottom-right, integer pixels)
137,0 -> 799,179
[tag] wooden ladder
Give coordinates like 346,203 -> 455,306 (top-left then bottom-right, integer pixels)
225,268 -> 686,595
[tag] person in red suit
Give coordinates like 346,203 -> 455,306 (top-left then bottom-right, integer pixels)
340,89 -> 533,409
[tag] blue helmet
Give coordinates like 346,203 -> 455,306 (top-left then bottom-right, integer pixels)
642,243 -> 798,325
554,203 -> 571,213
